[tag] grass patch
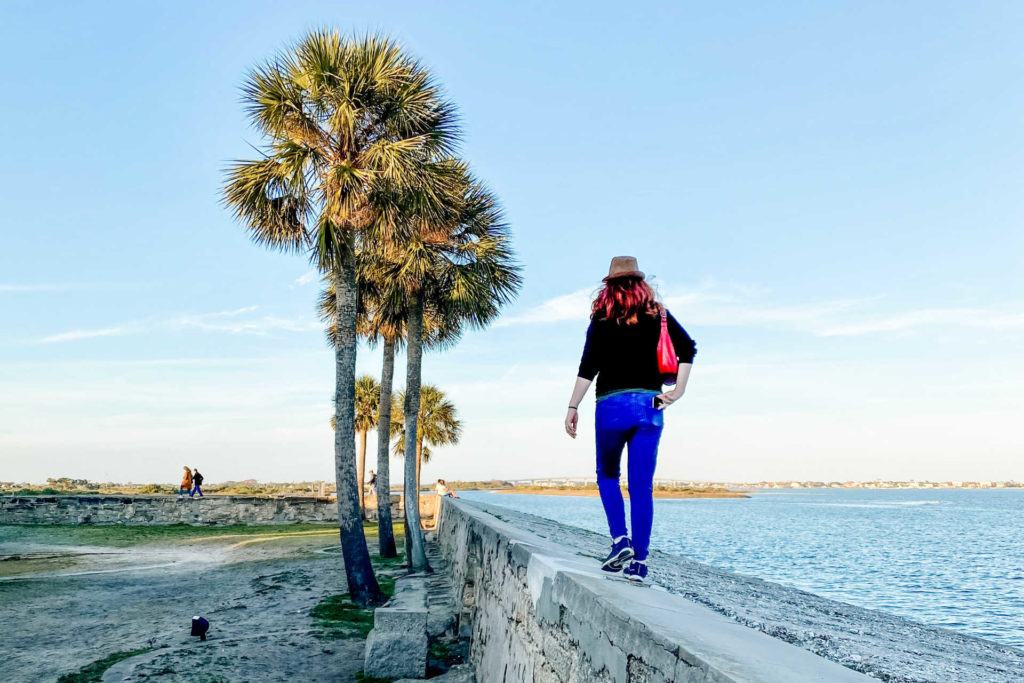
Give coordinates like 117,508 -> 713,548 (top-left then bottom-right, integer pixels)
8,487 -> 66,496
0,520 -> 403,549
56,648 -> 150,683
426,639 -> 468,678
311,593 -> 376,637
0,552 -> 79,577
376,574 -> 396,597
429,640 -> 454,661
0,523 -> 336,548
428,638 -> 466,672
371,552 -> 406,569
355,672 -> 394,683
311,551 -> 401,639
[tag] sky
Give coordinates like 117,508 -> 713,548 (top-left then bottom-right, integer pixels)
1,1 -> 1023,484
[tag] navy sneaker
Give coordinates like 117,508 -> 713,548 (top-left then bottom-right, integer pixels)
601,536 -> 634,572
623,559 -> 648,583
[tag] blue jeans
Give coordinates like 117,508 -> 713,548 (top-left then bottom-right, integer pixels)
595,390 -> 664,561
190,484 -> 203,497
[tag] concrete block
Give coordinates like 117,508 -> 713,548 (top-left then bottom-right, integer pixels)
363,574 -> 430,680
364,629 -> 427,679
373,605 -> 428,632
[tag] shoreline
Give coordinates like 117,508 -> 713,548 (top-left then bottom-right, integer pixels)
489,487 -> 750,499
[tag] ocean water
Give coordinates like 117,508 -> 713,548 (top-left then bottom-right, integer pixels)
460,488 -> 1024,648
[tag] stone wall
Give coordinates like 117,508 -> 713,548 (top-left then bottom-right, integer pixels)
434,499 -> 869,683
0,492 -> 436,526
0,495 -> 339,526
365,493 -> 428,524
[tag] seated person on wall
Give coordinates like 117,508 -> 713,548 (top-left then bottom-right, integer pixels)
431,479 -> 457,528
435,479 -> 457,498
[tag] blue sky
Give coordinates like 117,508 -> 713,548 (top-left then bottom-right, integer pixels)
1,1 -> 1022,484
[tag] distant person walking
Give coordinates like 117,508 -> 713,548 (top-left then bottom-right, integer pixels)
179,467 -> 193,496
190,469 -> 204,498
564,257 -> 696,583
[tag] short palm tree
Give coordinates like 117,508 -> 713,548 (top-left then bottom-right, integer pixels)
391,385 -> 462,484
222,29 -> 458,606
381,170 -> 521,569
354,374 -> 380,516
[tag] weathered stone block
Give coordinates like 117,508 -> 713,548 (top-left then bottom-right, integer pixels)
363,575 -> 430,680
373,606 -> 428,632
364,630 -> 427,679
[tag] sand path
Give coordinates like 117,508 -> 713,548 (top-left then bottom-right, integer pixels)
0,527 -> 365,682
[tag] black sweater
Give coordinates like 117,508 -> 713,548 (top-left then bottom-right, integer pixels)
577,310 -> 696,397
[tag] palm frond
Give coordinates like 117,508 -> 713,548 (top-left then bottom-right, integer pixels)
222,157 -> 311,253
223,29 -> 464,272
354,374 -> 381,432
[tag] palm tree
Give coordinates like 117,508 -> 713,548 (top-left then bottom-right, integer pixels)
354,375 -> 380,516
391,385 -> 462,484
381,171 -> 522,570
319,275 -> 461,557
222,30 -> 458,606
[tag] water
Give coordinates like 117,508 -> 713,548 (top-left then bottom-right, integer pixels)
461,488 -> 1024,648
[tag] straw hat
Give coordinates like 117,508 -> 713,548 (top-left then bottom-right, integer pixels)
603,256 -> 645,281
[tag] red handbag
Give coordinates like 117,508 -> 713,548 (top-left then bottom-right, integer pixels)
657,308 -> 679,384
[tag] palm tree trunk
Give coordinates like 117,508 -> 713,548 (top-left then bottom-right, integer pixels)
403,509 -> 413,567
416,438 -> 422,490
332,258 -> 383,606
375,339 -> 398,558
403,293 -> 429,571
357,430 -> 367,519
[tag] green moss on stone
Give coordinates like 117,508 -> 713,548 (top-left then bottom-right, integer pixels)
56,648 -> 150,683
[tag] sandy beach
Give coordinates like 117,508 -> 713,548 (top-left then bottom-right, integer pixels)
0,523 -> 400,682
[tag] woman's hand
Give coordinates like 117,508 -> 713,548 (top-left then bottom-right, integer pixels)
656,364 -> 692,409
565,407 -> 579,438
565,377 -> 592,438
655,389 -> 684,410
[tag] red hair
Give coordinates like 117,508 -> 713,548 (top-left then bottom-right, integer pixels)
591,276 -> 660,325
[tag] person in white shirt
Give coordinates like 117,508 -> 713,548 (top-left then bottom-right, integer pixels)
435,479 -> 457,498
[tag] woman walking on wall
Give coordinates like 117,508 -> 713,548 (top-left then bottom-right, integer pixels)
564,257 -> 696,582
179,466 -> 192,496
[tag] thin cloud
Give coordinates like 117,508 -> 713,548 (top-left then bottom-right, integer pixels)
176,315 -> 320,335
684,298 -> 868,331
293,270 -> 318,287
498,284 -> 728,327
1,284 -> 75,293
40,326 -> 134,344
496,287 -> 594,326
38,306 -> 321,344
500,284 -> 1024,338
818,308 -> 1024,337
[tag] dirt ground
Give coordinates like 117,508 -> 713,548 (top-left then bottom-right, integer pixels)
0,524 -> 395,682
